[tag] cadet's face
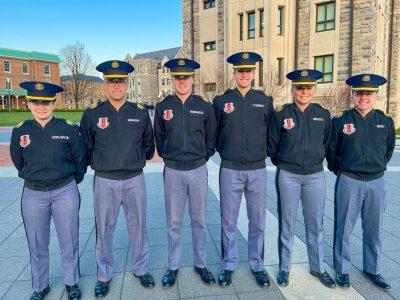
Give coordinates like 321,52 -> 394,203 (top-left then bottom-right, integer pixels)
104,79 -> 128,102
292,86 -> 316,106
28,101 -> 54,120
172,76 -> 194,97
353,91 -> 377,112
234,70 -> 255,89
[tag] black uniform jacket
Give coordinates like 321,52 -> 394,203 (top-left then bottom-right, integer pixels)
154,94 -> 217,171
10,117 -> 87,191
267,102 -> 332,175
327,108 -> 395,181
80,100 -> 155,180
212,88 -> 273,170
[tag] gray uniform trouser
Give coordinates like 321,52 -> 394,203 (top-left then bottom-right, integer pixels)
164,165 -> 208,270
220,167 -> 266,272
276,169 -> 326,273
94,174 -> 149,281
334,173 -> 386,275
22,180 -> 80,292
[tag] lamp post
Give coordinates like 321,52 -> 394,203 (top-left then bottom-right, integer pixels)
6,78 -> 11,112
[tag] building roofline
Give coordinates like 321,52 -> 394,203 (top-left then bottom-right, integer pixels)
0,47 -> 61,62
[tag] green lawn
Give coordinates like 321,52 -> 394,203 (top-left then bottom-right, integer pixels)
0,112 -> 83,126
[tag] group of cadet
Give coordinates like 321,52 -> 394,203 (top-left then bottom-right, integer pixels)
10,51 -> 395,300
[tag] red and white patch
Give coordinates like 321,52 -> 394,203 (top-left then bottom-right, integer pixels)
163,109 -> 174,121
97,117 -> 109,129
224,102 -> 235,113
343,123 -> 356,135
20,135 -> 31,148
283,118 -> 295,130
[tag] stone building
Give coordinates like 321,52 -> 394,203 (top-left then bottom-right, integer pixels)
182,0 -> 400,125
125,47 -> 181,105
0,47 -> 62,109
60,75 -> 106,109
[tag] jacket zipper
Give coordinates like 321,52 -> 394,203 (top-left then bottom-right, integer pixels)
182,100 -> 186,162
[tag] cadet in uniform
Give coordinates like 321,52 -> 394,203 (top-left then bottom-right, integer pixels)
212,52 -> 273,287
80,60 -> 156,296
267,70 -> 336,288
10,82 -> 86,300
154,58 -> 217,287
327,74 -> 395,289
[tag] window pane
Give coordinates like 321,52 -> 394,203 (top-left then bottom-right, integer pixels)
277,8 -> 282,35
316,23 -> 325,32
315,58 -> 323,71
248,12 -> 255,39
324,56 -> 333,72
326,3 -> 335,20
317,5 -> 326,22
324,74 -> 333,82
326,21 -> 335,30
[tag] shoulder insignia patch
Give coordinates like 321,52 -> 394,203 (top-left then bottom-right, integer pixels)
137,104 -> 144,110
16,121 -> 25,128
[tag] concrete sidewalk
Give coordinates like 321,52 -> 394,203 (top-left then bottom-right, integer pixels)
0,157 -> 399,299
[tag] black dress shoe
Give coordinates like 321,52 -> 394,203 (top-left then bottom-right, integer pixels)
335,273 -> 350,288
194,267 -> 216,285
134,272 -> 155,288
94,280 -> 110,297
363,271 -> 391,290
218,270 -> 233,287
310,270 -> 336,288
66,284 -> 81,300
252,270 -> 270,287
30,286 -> 50,300
162,269 -> 179,287
277,270 -> 289,287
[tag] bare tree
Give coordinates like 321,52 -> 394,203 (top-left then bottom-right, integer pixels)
261,70 -> 291,108
198,66 -> 235,102
317,82 -> 351,116
59,42 -> 96,109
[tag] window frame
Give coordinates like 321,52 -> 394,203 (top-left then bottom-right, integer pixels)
259,9 -> 264,38
314,54 -> 334,83
277,6 -> 284,36
204,0 -> 216,10
204,41 -> 216,51
239,13 -> 244,41
44,64 -> 51,76
316,1 -> 336,33
3,60 -> 11,73
22,62 -> 29,75
248,11 -> 256,39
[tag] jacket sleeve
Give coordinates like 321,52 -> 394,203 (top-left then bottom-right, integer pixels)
10,129 -> 23,172
69,126 -> 87,184
266,111 -> 280,165
326,117 -> 340,175
79,109 -> 93,166
265,97 -> 274,150
212,97 -> 221,151
323,111 -> 333,154
386,117 -> 396,163
153,105 -> 165,157
143,113 -> 155,160
205,103 -> 217,160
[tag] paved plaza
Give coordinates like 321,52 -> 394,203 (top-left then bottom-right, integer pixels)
0,127 -> 399,299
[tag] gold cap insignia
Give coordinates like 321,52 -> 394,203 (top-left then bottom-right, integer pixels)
362,75 -> 370,82
242,52 -> 250,59
111,61 -> 119,69
301,70 -> 308,77
178,59 -> 186,66
35,83 -> 44,91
